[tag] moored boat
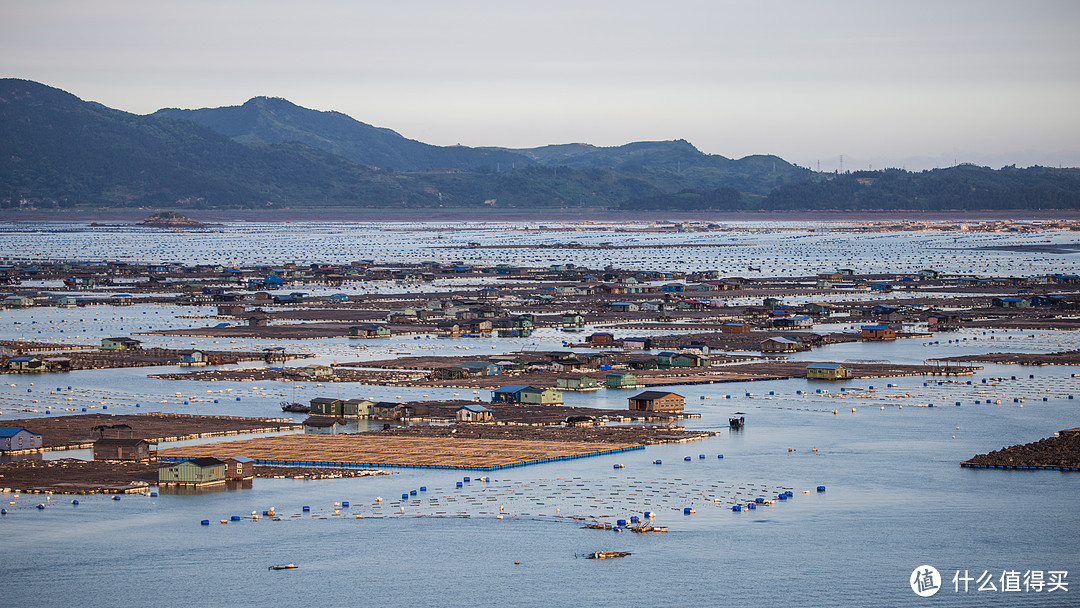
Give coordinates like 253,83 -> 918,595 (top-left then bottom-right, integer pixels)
280,401 -> 310,413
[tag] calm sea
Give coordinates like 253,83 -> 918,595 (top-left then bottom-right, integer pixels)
1,221 -> 1078,607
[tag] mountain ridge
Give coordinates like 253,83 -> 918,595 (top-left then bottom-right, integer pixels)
2,78 -> 1078,212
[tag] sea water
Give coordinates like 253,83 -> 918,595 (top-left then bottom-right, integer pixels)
1,222 -> 1078,606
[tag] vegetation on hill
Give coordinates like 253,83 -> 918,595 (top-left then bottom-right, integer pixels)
2,79 -> 1078,212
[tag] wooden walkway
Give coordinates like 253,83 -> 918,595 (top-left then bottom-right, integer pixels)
157,434 -> 644,471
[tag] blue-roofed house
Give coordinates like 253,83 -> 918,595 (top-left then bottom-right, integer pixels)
0,427 -> 43,451
861,325 -> 896,341
491,385 -> 531,403
6,356 -> 43,371
806,363 -> 849,380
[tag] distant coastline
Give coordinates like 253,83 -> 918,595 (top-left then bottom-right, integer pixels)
4,208 -> 1080,223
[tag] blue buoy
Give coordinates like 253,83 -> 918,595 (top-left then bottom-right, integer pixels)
684,456 -> 691,461
699,454 -> 705,459
401,494 -> 409,500
342,501 -> 349,507
718,454 -> 723,459
419,487 -> 426,492
630,516 -> 639,523
37,503 -> 46,509
201,520 -> 210,525
653,460 -> 662,465
755,497 -> 765,503
732,505 -> 742,512
613,527 -> 622,533
778,494 -> 787,501
150,492 -> 157,497
230,516 -> 241,521
72,499 -> 79,505
112,495 -> 120,501
456,482 -> 463,487
644,511 -> 654,518
463,477 -> 470,482
409,490 -> 417,495
236,397 -> 241,401
785,491 -> 793,497
746,502 -> 756,510
817,486 -> 826,492
263,511 -> 270,516
302,506 -> 310,511
684,507 -> 693,514
617,519 -> 627,526
102,405 -> 107,409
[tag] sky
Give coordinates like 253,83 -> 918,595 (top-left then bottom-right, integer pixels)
3,0 -> 1079,171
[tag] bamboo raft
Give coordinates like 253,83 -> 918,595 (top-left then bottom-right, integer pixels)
158,433 -> 646,471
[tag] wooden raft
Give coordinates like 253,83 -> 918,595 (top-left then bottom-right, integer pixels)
157,434 -> 644,470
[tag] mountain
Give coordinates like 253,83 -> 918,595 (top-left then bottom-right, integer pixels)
154,97 -> 810,195
0,79 -> 414,208
762,165 -> 1080,211
2,78 -> 1078,212
154,97 -> 534,172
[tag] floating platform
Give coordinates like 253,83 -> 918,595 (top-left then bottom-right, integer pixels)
961,463 -> 1079,471
157,434 -> 646,471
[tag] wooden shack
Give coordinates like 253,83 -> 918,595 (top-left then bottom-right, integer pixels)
455,404 -> 494,422
627,391 -> 685,413
309,397 -> 344,416
224,456 -> 254,480
158,457 -> 227,486
806,363 -> 849,380
93,438 -> 153,461
861,325 -> 896,341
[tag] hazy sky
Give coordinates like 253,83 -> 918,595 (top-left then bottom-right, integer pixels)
3,0 -> 1079,170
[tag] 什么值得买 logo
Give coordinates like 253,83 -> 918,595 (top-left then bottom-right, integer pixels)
911,565 -> 941,597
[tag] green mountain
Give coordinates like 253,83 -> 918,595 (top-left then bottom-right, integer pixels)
2,78 -> 1078,211
153,97 -> 534,172
0,78 -> 410,208
154,97 -> 811,195
762,166 -> 1080,211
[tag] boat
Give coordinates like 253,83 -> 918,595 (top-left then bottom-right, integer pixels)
729,414 -> 745,429
269,564 -> 297,570
280,401 -> 310,413
587,551 -> 631,559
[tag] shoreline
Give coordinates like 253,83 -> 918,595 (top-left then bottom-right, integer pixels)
4,208 -> 1080,223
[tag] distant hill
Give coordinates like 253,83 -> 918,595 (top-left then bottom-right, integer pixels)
762,166 -> 1080,211
2,78 -> 1078,211
0,79 -> 409,208
153,97 -> 534,172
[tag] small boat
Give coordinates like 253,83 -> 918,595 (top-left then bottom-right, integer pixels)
729,415 -> 745,429
280,401 -> 310,413
269,564 -> 297,570
587,551 -> 631,559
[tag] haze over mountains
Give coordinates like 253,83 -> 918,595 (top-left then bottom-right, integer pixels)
2,78 -> 1078,212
